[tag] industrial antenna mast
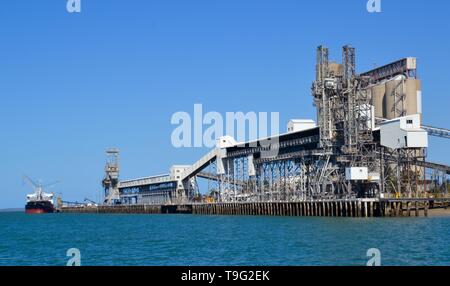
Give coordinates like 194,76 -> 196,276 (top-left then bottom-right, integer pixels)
102,148 -> 120,205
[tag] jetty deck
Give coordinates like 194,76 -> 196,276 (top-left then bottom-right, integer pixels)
60,198 -> 450,218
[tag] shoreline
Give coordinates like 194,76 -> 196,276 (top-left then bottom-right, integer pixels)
428,207 -> 450,217
0,208 -> 24,213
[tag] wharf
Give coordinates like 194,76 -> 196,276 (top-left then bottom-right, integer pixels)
60,198 -> 450,217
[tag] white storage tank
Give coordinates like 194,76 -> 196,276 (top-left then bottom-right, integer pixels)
385,76 -> 403,120
384,76 -> 422,120
371,83 -> 386,119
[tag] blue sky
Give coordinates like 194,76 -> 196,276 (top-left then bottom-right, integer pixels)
0,0 -> 449,208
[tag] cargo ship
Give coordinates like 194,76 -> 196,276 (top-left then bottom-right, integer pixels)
25,193 -> 55,214
24,175 -> 57,214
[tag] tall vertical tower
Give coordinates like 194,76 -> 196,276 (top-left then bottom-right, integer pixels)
313,45 -> 332,148
342,45 -> 355,82
311,45 -> 379,197
102,148 -> 120,205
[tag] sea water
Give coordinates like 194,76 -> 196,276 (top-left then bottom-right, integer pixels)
0,212 -> 449,266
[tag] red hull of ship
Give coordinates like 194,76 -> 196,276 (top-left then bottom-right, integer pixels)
25,208 -> 52,214
25,200 -> 55,214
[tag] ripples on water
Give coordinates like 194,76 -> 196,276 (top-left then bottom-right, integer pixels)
0,212 -> 449,266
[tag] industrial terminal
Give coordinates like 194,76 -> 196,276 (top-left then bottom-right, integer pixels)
62,46 -> 450,217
